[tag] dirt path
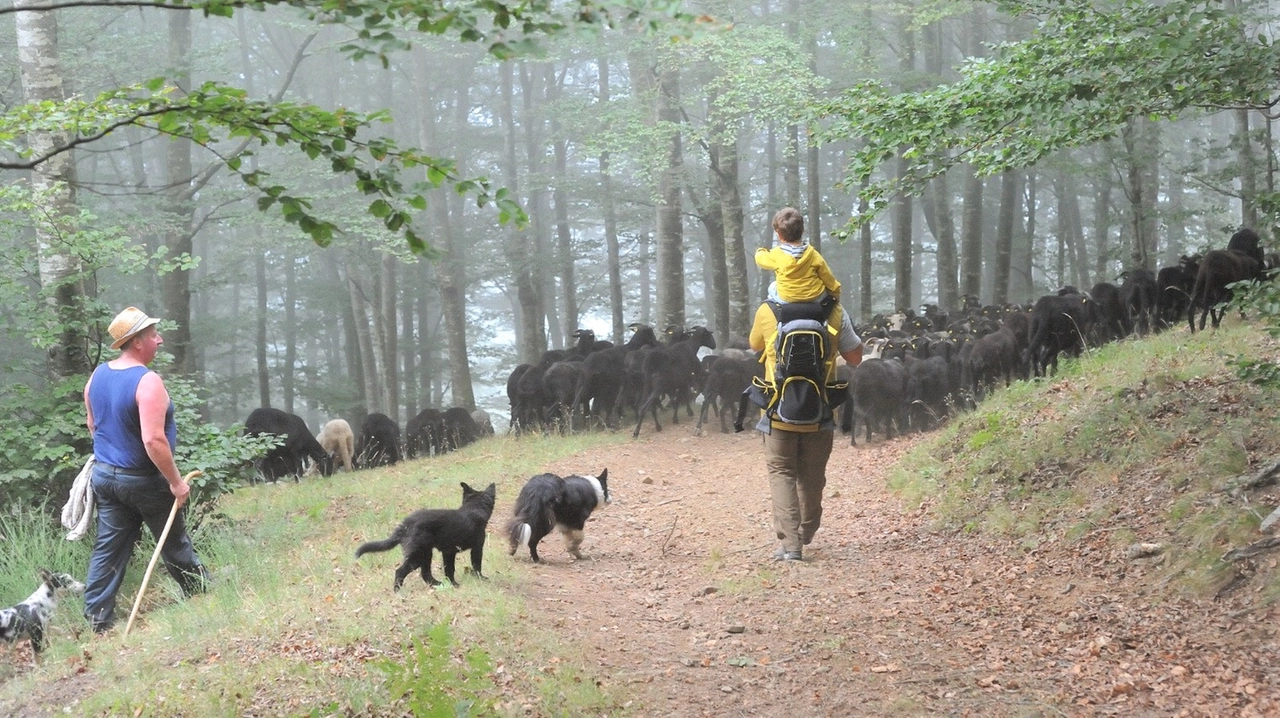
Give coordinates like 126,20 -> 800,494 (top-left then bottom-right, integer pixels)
521,428 -> 1280,717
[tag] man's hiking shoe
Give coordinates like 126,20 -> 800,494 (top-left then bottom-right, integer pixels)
773,546 -> 803,561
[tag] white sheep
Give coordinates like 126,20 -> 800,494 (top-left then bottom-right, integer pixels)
317,419 -> 355,472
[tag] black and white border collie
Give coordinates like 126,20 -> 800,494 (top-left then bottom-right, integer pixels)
0,570 -> 85,658
507,469 -> 609,563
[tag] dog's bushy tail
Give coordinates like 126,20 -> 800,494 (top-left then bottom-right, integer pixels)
507,484 -> 558,556
508,522 -> 532,554
354,536 -> 400,558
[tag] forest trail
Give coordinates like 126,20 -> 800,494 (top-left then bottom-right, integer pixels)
519,426 -> 1279,717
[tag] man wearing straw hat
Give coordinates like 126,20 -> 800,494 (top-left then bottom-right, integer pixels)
81,307 -> 208,634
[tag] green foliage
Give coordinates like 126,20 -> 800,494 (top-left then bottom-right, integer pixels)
1227,274 -> 1280,387
163,376 -> 279,533
373,620 -> 496,718
818,0 -> 1280,234
0,376 -> 92,508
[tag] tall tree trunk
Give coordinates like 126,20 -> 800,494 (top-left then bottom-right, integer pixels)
1164,149 -> 1187,265
759,125 -> 779,301
160,12 -> 195,377
255,250 -> 269,407
400,278 -> 416,421
655,63 -> 685,329
892,157 -> 914,311
1010,170 -> 1035,301
1063,174 -> 1090,289
1237,110 -> 1259,228
924,169 -> 959,311
1094,145 -> 1115,280
639,229 -> 652,325
599,57 -> 625,343
548,65 -> 578,342
17,0 -> 89,380
500,63 -> 544,363
859,179 -> 873,322
521,63 -> 560,348
694,141 -> 729,345
282,248 -> 297,414
348,271 -> 381,413
720,131 -> 750,338
379,254 -> 398,418
415,49 -> 475,409
992,169 -> 1020,305
1121,118 -> 1154,270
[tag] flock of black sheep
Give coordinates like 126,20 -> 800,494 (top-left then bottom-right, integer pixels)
506,228 -> 1278,446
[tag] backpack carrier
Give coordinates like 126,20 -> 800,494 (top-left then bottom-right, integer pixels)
735,298 -> 848,431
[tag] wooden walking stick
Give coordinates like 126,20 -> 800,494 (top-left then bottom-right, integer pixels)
124,469 -> 203,637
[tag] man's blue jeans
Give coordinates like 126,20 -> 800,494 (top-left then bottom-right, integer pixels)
83,463 -> 207,631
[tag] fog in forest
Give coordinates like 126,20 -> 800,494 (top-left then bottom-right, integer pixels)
0,2 -> 1258,431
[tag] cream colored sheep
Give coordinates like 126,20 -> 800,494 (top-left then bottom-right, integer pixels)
317,419 -> 355,472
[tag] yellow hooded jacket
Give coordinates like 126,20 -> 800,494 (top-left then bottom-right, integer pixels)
754,244 -> 841,303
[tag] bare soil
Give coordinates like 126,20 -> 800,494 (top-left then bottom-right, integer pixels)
516,427 -> 1280,717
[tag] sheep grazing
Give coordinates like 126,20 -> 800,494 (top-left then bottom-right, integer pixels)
405,407 -> 445,458
441,406 -> 481,452
1119,268 -> 1159,336
244,407 -> 333,482
1088,282 -> 1130,344
1187,248 -> 1264,332
317,419 -> 355,472
471,409 -> 495,437
358,412 -> 402,467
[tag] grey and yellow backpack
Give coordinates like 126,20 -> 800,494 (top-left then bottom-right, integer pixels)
737,297 -> 848,430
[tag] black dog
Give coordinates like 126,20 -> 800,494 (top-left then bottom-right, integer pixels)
355,482 -> 496,591
507,469 -> 609,563
0,569 -> 85,658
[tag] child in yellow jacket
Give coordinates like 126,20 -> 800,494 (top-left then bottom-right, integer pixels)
756,207 -> 840,303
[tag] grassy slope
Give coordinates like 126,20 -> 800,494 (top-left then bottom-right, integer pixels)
4,322 -> 1279,715
888,321 -> 1280,600
0,431 -> 632,716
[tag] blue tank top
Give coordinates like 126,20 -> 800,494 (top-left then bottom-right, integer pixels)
89,364 -> 177,470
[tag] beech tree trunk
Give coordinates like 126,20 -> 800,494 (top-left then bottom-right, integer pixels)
655,64 -> 685,329
992,169 -> 1021,305
720,132 -> 750,338
16,0 -> 89,380
599,57 -> 625,343
500,62 -> 545,363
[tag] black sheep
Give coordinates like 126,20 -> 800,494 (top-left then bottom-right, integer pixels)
1026,294 -> 1094,377
358,412 -> 402,467
405,408 -> 445,459
1119,268 -> 1159,336
696,356 -> 760,434
244,407 -> 333,482
573,324 -> 660,430
1088,282 -> 1130,343
1187,249 -> 1264,332
846,358 -> 908,445
441,407 -> 481,452
632,326 -> 716,438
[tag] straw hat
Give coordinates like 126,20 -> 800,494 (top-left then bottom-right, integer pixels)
107,307 -> 161,349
